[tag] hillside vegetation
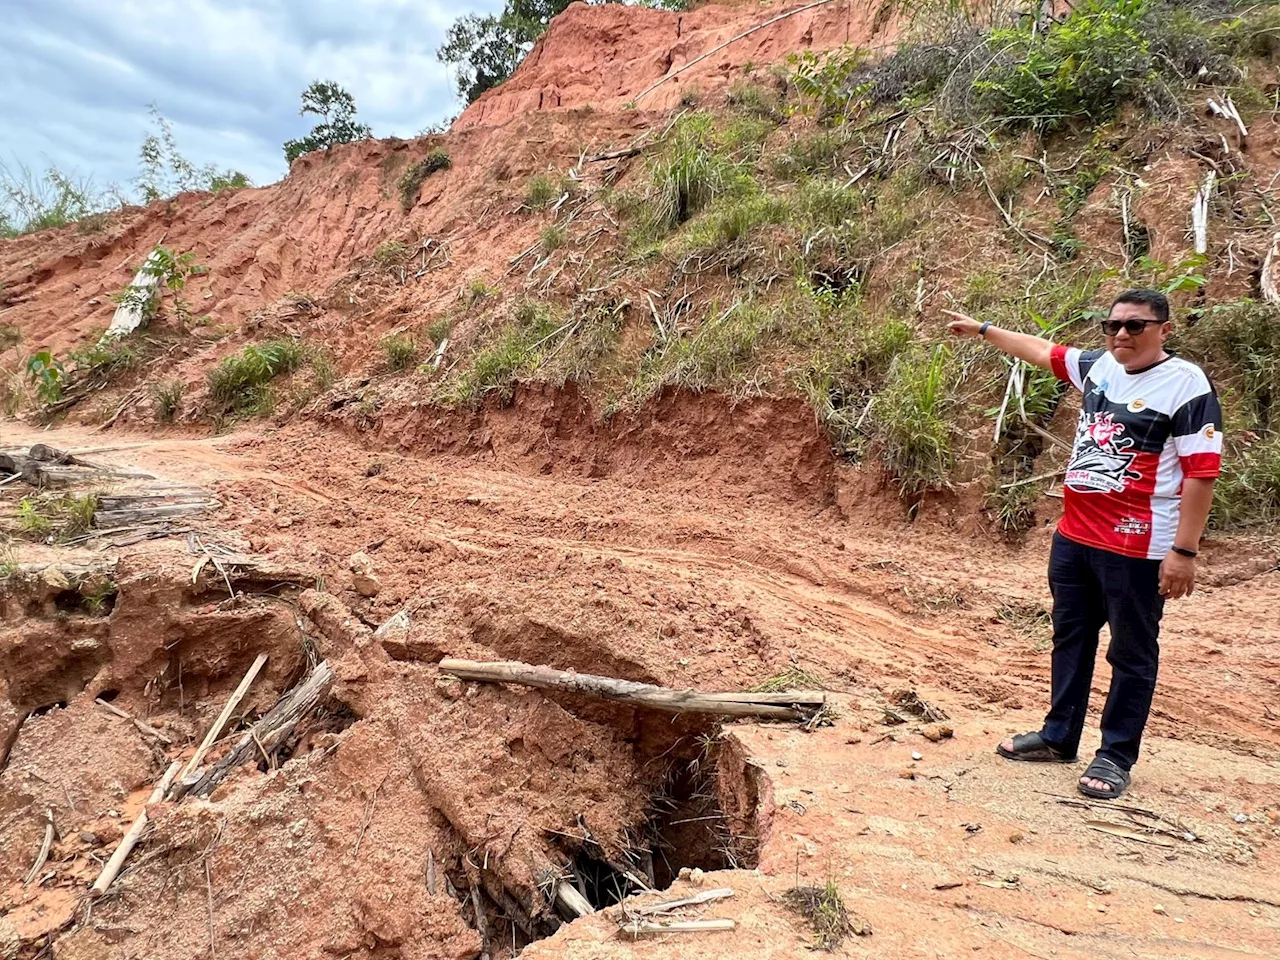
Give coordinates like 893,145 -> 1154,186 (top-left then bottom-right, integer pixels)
423,0 -> 1280,530
3,0 -> 1278,536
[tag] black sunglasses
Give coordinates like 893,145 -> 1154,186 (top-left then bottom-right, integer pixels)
1100,318 -> 1163,336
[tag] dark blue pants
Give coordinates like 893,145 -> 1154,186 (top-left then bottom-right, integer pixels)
1040,532 -> 1164,771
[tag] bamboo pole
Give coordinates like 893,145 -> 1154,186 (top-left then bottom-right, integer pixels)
91,761 -> 181,897
438,659 -> 824,721
175,653 -> 268,788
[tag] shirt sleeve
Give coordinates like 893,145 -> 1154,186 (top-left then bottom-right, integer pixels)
1171,384 -> 1224,479
1049,346 -> 1104,392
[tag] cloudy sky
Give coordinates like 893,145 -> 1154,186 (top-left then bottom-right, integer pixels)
2,0 -> 502,204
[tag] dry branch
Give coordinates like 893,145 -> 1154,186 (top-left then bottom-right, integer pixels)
438,659 -> 824,721
23,809 -> 54,885
630,887 -> 735,917
91,760 -> 181,897
621,918 -> 736,937
96,698 -> 173,745
1261,232 -> 1280,305
182,660 -> 334,799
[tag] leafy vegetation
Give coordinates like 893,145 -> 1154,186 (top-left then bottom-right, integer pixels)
0,162 -> 114,237
399,149 -> 451,210
25,351 -> 65,406
17,494 -> 98,543
151,380 -> 185,422
206,339 -> 306,415
438,299 -> 563,405
139,106 -> 250,202
113,246 -> 207,327
283,81 -> 374,164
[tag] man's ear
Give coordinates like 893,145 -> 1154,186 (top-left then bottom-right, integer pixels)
1160,321 -> 1173,341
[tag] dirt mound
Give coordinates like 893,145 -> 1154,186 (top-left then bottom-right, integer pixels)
454,0 -> 898,130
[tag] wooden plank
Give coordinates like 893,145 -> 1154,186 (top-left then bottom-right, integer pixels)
183,660 -> 334,799
438,659 -> 824,721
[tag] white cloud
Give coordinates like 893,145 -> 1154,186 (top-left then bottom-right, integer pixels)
0,0 -> 503,202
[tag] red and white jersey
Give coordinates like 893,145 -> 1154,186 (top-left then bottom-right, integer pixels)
1050,346 -> 1223,560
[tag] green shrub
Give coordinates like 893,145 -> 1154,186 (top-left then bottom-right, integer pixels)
372,240 -> 408,265
151,380 -> 184,422
769,130 -> 850,180
1211,432 -> 1280,529
380,332 -> 419,371
540,224 -> 567,252
17,494 -> 98,542
631,300 -> 782,402
206,339 -> 305,414
400,149 -> 451,210
25,351 -> 65,406
525,173 -> 575,210
679,192 -> 790,252
426,316 -> 454,345
870,344 -> 955,493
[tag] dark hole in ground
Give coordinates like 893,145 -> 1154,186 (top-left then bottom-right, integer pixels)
98,689 -> 120,702
52,587 -> 117,617
30,701 -> 67,717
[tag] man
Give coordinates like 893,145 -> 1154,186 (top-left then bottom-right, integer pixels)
945,289 -> 1222,799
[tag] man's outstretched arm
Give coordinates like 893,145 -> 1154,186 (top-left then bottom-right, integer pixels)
944,309 -> 1055,370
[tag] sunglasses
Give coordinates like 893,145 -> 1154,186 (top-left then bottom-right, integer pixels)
1100,318 -> 1163,336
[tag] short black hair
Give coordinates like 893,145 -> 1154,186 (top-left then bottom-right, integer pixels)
1111,288 -> 1170,325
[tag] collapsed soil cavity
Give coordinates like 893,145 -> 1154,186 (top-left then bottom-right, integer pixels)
446,719 -> 762,953
2,561 -> 772,960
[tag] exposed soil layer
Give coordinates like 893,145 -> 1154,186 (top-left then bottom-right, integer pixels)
0,422 -> 1277,960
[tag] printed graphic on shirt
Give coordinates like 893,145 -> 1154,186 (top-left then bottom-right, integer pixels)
1048,344 -> 1223,560
1065,412 -> 1141,493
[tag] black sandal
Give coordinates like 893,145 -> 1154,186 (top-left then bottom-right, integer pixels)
995,731 -> 1077,763
1077,756 -> 1131,799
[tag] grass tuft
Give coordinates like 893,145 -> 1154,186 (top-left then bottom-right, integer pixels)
753,664 -> 824,693
206,339 -> 305,415
380,332 -> 418,371
150,380 -> 184,422
870,344 -> 955,494
784,879 -> 865,950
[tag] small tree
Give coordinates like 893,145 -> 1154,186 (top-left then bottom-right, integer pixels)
137,105 -> 251,202
282,81 -> 374,164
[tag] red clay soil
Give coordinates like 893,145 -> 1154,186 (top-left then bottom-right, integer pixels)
453,0 -> 901,130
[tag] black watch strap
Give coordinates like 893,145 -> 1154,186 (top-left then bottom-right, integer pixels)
1171,546 -> 1198,558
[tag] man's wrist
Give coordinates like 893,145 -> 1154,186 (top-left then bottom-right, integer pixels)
979,321 -> 992,338
1171,545 -> 1198,558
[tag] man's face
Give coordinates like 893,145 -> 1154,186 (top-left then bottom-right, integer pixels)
1105,301 -> 1171,370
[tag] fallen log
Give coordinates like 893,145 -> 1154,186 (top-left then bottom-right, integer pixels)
438,659 -> 824,721
182,660 -> 334,799
91,760 -> 182,897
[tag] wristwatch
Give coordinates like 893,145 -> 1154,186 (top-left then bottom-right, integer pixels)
1171,546 -> 1198,558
